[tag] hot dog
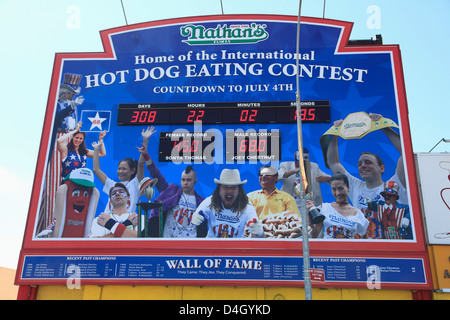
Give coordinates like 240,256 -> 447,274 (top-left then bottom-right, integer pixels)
260,211 -> 306,238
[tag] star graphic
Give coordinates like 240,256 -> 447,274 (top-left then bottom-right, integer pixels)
88,112 -> 107,130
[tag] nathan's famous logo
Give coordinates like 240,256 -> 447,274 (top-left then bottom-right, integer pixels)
180,23 -> 269,45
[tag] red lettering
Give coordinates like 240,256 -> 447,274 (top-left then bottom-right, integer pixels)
131,111 -> 139,123
187,110 -> 205,122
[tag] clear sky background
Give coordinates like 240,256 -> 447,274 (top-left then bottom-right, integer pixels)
0,0 -> 449,269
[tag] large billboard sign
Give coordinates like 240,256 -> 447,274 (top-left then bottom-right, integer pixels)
16,15 -> 431,289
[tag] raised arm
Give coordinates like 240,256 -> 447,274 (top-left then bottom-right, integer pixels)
136,126 -> 157,182
141,127 -> 156,163
370,113 -> 405,186
92,140 -> 108,185
56,121 -> 82,159
137,126 -> 169,192
278,161 -> 300,180
369,113 -> 402,154
326,134 -> 347,175
383,128 -> 405,186
382,127 -> 402,153
86,130 -> 107,158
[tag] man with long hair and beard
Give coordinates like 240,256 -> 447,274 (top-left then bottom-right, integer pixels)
192,169 -> 264,238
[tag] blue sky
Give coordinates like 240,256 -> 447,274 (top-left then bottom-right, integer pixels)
0,0 -> 449,269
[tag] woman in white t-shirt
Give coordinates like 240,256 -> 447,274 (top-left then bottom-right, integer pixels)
92,140 -> 144,213
307,173 -> 369,239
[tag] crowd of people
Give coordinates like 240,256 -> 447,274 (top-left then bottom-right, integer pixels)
46,121 -> 412,240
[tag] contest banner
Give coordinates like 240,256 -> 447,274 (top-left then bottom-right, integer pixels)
16,15 -> 431,289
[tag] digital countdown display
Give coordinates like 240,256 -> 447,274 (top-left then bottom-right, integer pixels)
225,130 -> 280,162
158,131 -> 215,162
158,129 -> 281,163
117,101 -> 330,125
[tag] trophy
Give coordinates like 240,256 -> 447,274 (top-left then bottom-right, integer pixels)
139,177 -> 158,201
308,202 -> 325,225
294,183 -> 325,225
137,177 -> 162,237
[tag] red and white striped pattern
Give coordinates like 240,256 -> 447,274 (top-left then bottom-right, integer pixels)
36,134 -> 66,235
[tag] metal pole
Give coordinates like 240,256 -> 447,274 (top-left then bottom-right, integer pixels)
120,0 -> 128,25
137,203 -> 142,237
295,0 -> 312,300
428,138 -> 450,152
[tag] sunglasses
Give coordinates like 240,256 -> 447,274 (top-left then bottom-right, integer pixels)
259,173 -> 277,177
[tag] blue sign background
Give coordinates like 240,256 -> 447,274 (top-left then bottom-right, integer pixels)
21,255 -> 426,286
16,16 -> 432,289
54,19 -> 400,214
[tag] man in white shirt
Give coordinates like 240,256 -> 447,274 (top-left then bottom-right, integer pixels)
278,148 -> 330,207
89,183 -> 142,238
326,113 -> 407,238
191,169 -> 263,238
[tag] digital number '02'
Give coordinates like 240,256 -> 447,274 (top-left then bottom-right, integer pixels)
131,110 -> 157,123
240,109 -> 258,122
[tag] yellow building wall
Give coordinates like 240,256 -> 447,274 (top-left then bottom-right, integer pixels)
28,244 -> 450,300
35,284 -> 419,300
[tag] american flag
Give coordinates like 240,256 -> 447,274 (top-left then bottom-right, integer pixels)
64,73 -> 82,88
35,133 -> 67,236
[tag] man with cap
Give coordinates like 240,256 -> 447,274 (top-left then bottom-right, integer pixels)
89,182 -> 143,238
248,165 -> 300,220
367,181 -> 412,239
191,169 -> 263,238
